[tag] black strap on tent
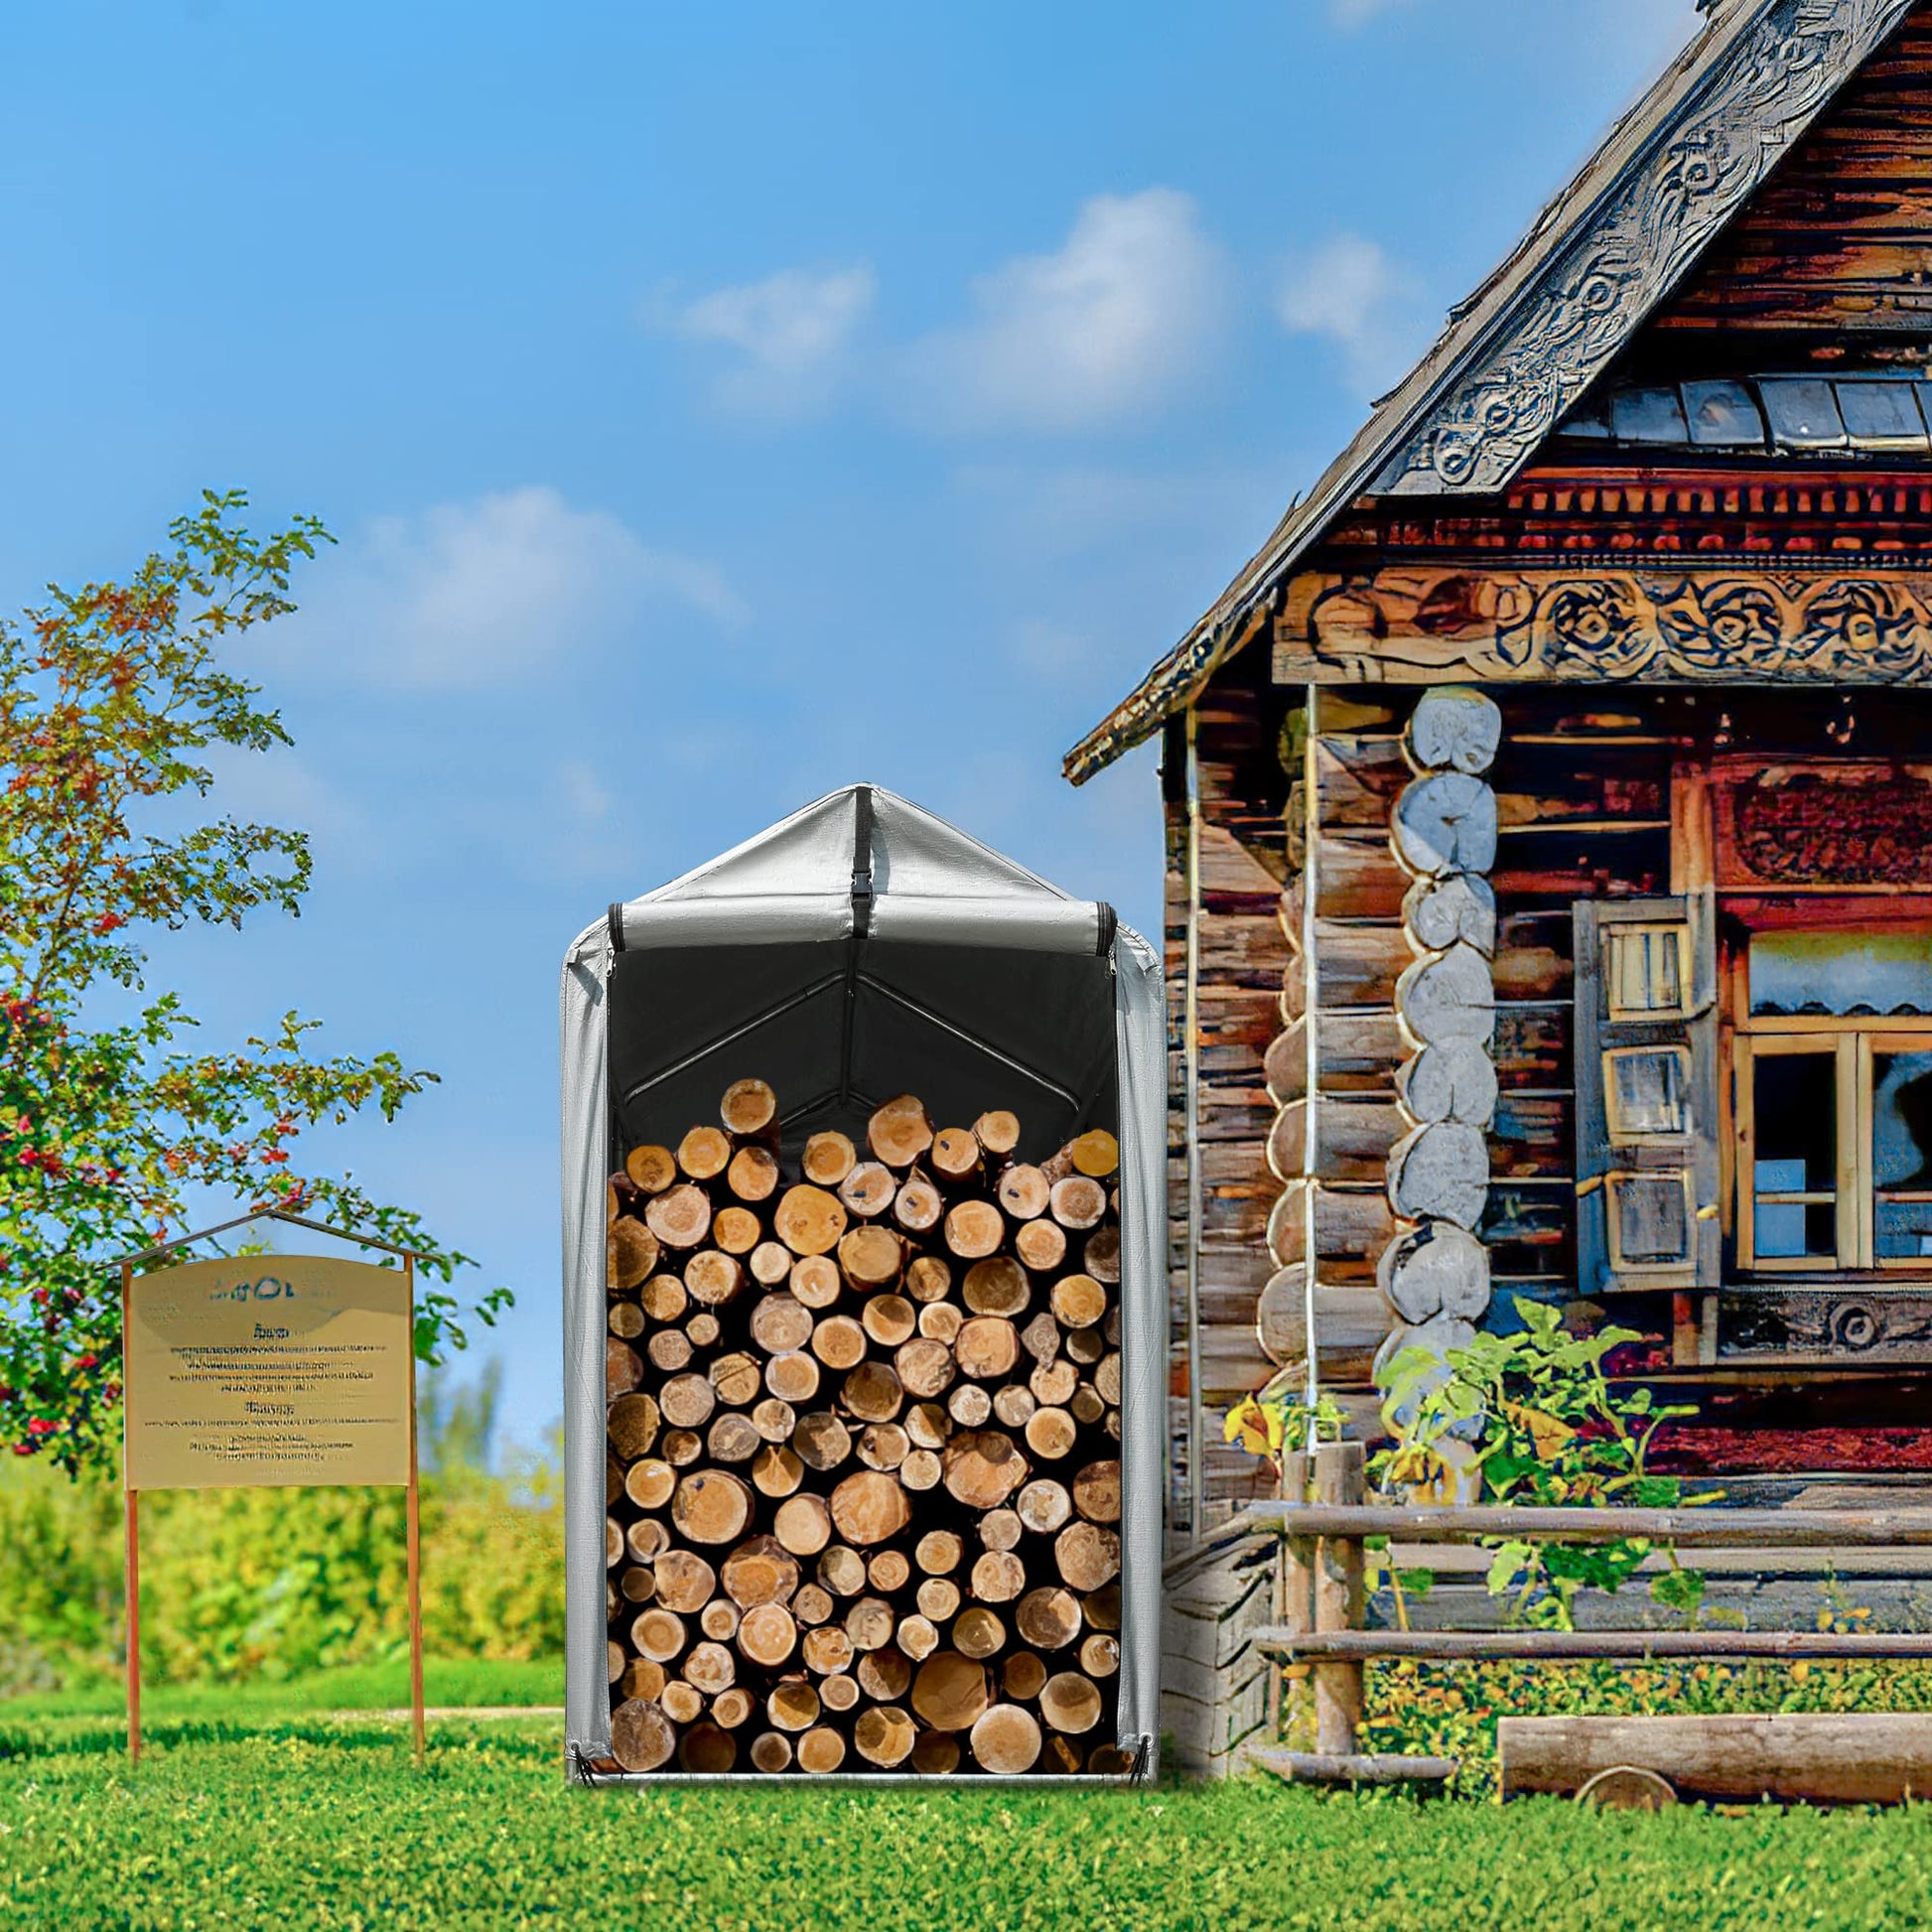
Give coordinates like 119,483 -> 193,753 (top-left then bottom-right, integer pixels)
1095,901 -> 1117,958
838,785 -> 876,1104
607,902 -> 626,955
851,784 -> 875,937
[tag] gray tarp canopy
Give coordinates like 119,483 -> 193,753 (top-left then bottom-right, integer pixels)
560,783 -> 1165,1776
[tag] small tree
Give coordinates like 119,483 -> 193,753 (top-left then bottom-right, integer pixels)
0,490 -> 507,1474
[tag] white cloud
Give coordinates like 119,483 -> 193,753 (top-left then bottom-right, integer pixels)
1276,231 -> 1427,397
652,265 -> 876,418
897,190 -> 1227,434
295,486 -> 747,690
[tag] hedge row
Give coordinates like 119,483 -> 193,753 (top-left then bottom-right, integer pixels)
0,1454 -> 563,1694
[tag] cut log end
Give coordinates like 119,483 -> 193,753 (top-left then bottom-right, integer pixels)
970,1704 -> 1042,1775
720,1077 -> 779,1139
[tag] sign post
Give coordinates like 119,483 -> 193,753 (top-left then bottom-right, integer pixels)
118,1208 -> 428,1765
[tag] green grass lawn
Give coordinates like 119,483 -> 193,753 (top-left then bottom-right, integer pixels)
3,1712 -> 1932,1931
10,1654 -> 1932,1928
0,1654 -> 560,1724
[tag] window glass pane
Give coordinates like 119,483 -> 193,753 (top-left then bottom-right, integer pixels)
1760,377 -> 1848,449
1874,1050 -> 1932,1261
1837,379 -> 1930,451
1750,931 -> 1932,1017
1607,926 -> 1685,1016
1606,1046 -> 1689,1139
1610,386 -> 1689,445
1752,1051 -> 1837,1260
1610,1173 -> 1690,1265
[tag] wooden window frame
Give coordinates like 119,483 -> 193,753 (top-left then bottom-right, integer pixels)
1604,1169 -> 1699,1275
1729,915 -> 1932,1279
1604,922 -> 1695,1022
1602,1042 -> 1694,1147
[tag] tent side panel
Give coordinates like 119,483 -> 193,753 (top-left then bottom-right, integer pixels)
561,933 -> 615,1768
1113,922 -> 1169,1763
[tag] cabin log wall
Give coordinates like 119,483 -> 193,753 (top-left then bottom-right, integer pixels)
1244,675 -> 1695,1431
1166,664 -> 1294,1538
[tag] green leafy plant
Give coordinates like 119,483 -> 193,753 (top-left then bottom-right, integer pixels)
1222,1367 -> 1348,1476
1373,1298 -> 1707,1630
0,492 -> 509,1472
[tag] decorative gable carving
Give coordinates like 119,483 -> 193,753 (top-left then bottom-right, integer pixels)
1375,0 -> 1918,497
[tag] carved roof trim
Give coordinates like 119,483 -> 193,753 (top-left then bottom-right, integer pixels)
1064,0 -> 1922,785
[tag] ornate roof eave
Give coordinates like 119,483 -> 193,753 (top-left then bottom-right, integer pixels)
1063,0 -> 1921,785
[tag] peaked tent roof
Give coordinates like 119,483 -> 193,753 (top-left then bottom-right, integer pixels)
1062,0 -> 1923,785
603,781 -> 1110,955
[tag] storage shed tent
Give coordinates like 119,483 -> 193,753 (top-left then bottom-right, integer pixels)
560,783 -> 1165,1774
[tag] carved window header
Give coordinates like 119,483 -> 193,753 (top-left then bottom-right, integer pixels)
1713,759 -> 1932,892
1277,567 -> 1932,686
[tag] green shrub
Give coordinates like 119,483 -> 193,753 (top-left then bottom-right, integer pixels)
1375,1298 -> 1703,1629
0,1449 -> 564,1695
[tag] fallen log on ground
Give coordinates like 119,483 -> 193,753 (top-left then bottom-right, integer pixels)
1499,1713 -> 1932,1806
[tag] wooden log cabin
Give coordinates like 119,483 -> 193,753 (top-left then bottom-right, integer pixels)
1068,0 -> 1932,1548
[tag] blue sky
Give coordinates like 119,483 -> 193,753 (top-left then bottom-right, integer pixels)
2,0 -> 1698,1451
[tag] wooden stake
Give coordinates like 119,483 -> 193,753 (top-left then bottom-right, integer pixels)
406,1252 -> 425,1769
1279,1449 -> 1311,1746
1312,1442 -> 1364,1757
123,1263 -> 140,1765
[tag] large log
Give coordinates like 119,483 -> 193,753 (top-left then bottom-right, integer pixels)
911,1652 -> 990,1732
772,1185 -> 847,1257
829,1470 -> 911,1546
671,1470 -> 753,1546
1395,1038 -> 1498,1129
611,1699 -> 677,1771
1377,1222 -> 1491,1324
646,1183 -> 714,1251
1394,943 -> 1496,1047
1403,871 -> 1497,956
1386,1122 -> 1489,1229
970,1704 -> 1042,1774
1499,1715 -> 1932,1806
1391,772 -> 1498,877
869,1093 -> 934,1170
1405,687 -> 1501,776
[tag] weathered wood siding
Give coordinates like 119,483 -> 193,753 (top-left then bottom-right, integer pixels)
1160,1534 -> 1278,1776
1165,664 -> 1293,1536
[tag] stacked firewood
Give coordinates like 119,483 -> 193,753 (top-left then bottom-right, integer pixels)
604,1080 -> 1128,1777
